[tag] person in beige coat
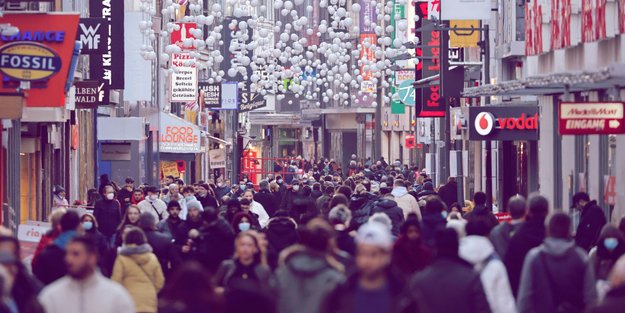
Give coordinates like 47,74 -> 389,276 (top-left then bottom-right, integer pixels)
391,179 -> 422,220
112,227 -> 164,313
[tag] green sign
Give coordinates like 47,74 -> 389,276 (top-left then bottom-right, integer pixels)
390,1 -> 406,114
397,79 -> 415,106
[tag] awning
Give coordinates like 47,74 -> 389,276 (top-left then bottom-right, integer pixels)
463,64 -> 625,97
159,112 -> 202,154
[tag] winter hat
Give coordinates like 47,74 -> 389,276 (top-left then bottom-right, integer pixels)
54,185 -> 65,195
369,213 -> 393,232
186,199 -> 204,212
370,182 -> 380,193
423,182 -> 434,191
356,222 -> 393,250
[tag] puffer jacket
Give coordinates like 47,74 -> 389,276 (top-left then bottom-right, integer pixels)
372,198 -> 405,236
460,235 -> 517,313
111,244 -> 165,313
274,245 -> 345,313
391,187 -> 421,220
348,194 -> 374,231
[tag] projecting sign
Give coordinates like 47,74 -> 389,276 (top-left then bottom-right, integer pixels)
441,0 -> 491,20
209,149 -> 226,169
469,106 -> 540,141
239,82 -> 267,112
90,0 -> 124,89
159,113 -> 202,153
170,53 -> 197,102
77,18 -> 109,54
559,102 -> 625,135
220,82 -> 238,110
74,81 -> 99,108
198,82 -> 221,108
170,22 -> 198,50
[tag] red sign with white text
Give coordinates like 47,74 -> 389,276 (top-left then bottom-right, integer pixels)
170,23 -> 198,50
559,102 -> 625,135
0,13 -> 80,107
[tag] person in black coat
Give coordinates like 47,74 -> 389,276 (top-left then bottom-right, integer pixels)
196,183 -> 219,208
504,194 -> 549,297
139,212 -> 178,277
117,177 -> 136,213
407,228 -> 492,313
464,192 -> 499,233
80,213 -> 110,275
291,185 -> 317,223
348,193 -> 374,231
254,180 -> 280,217
93,185 -> 122,243
264,211 -> 299,256
573,192 -> 608,251
437,177 -> 458,210
33,211 -> 81,285
420,198 -> 447,248
195,207 -> 235,273
372,195 -> 405,237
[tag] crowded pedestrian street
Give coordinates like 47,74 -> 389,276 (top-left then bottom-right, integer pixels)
0,0 -> 625,312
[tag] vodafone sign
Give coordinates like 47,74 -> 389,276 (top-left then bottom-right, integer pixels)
559,102 -> 625,135
469,106 -> 540,141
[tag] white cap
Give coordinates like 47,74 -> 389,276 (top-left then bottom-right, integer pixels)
356,222 -> 393,250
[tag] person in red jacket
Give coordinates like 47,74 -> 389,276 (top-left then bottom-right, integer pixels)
31,209 -> 66,268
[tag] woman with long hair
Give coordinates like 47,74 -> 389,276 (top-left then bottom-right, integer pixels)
113,205 -> 142,248
213,231 -> 272,292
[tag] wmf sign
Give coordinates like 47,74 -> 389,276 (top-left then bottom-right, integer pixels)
77,18 -> 109,54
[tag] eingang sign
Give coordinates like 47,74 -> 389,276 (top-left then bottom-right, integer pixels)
559,102 -> 625,135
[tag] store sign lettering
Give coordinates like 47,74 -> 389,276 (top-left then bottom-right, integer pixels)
161,126 -> 199,144
0,42 -> 62,81
469,106 -> 540,141
559,102 -> 625,135
1,31 -> 66,43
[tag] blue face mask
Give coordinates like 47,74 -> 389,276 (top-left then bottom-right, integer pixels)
82,221 -> 93,231
441,211 -> 448,219
238,222 -> 251,232
240,185 -> 246,191
604,238 -> 619,251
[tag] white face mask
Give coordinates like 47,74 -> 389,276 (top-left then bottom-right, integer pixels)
292,185 -> 300,191
106,193 -> 114,200
149,194 -> 158,201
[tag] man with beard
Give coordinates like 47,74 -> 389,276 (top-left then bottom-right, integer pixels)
177,200 -> 205,260
38,236 -> 134,313
117,177 -> 135,212
158,201 -> 185,239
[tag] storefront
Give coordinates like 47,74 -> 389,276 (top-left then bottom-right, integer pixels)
158,112 -> 202,184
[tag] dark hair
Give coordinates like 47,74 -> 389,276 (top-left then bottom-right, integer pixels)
394,179 -> 405,188
299,218 -> 335,252
0,236 -> 20,259
123,227 -> 147,245
60,210 -> 81,232
619,217 -> 625,236
240,198 -> 251,206
312,183 -> 321,191
159,261 -> 222,310
528,194 -> 549,220
201,206 -> 219,224
167,201 -> 182,211
231,212 -> 255,231
473,192 -> 487,206
138,212 -> 157,230
324,185 -> 335,195
435,228 -> 459,258
182,186 -> 195,194
227,199 -> 241,210
400,213 -> 421,235
329,194 -> 349,209
424,197 -> 446,215
145,186 -> 159,194
465,220 -> 491,237
507,195 -> 527,220
547,213 -> 571,239
69,235 -> 99,255
166,175 -> 175,180
336,186 -> 353,200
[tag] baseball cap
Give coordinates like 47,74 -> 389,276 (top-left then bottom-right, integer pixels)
356,222 -> 393,250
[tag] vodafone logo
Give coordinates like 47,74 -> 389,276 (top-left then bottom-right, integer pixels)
475,112 -> 495,136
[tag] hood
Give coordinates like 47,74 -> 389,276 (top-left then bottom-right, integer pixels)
118,243 -> 153,260
459,236 -> 495,264
541,238 -> 576,257
284,249 -> 333,277
376,198 -> 398,209
471,204 -> 490,215
391,186 -> 408,198
53,231 -> 78,250
267,217 -> 297,234
349,194 -> 369,208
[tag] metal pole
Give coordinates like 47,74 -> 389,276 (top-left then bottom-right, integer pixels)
232,110 -> 239,184
375,81 -> 382,161
483,24 -> 493,207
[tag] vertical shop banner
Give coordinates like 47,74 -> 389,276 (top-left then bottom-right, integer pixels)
359,0 -> 377,33
77,18 -> 109,54
450,20 -> 480,47
0,13 -> 80,107
90,0 -> 124,89
390,2 -> 406,114
170,22 -> 198,50
620,0 -> 625,34
359,34 -> 377,93
220,16 -> 253,82
170,53 -> 197,102
198,82 -> 221,108
416,1 -> 444,118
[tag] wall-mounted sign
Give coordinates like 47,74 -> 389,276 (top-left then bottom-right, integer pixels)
101,143 -> 132,161
405,134 -> 416,148
450,20 -> 480,47
90,0 -> 124,89
77,18 -> 109,54
74,81 -> 99,108
397,79 -> 416,106
171,22 -> 198,50
160,113 -> 202,153
220,82 -> 238,110
209,149 -> 226,169
469,106 -> 540,141
559,102 -> 625,135
0,13 -> 80,107
239,82 -> 267,112
170,53 -> 197,102
198,82 -> 221,108
17,222 -> 52,243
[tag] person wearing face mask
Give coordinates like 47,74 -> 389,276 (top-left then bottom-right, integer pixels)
589,225 -> 625,300
80,213 -> 109,274
231,212 -> 258,235
243,190 -> 270,228
279,179 -> 302,218
138,186 -> 169,223
214,178 -> 231,200
94,185 -> 122,243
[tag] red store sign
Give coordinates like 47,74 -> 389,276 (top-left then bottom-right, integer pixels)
559,102 -> 625,135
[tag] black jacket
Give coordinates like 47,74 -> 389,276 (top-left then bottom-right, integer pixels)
33,244 -> 66,286
464,205 -> 499,232
437,181 -> 458,210
420,213 -> 447,248
196,218 -> 235,272
255,189 -> 280,217
93,199 -> 122,239
588,284 -> 625,313
117,188 -> 134,212
196,195 -> 219,209
408,257 -> 492,313
372,198 -> 405,237
291,193 -> 316,222
144,228 -> 176,276
327,269 -> 413,313
265,217 -> 299,255
576,200 -> 607,251
348,194 -> 377,231
504,217 -> 546,296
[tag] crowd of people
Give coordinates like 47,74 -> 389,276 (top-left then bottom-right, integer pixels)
3,156 -> 625,313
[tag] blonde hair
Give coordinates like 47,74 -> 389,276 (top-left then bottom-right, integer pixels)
49,209 -> 67,228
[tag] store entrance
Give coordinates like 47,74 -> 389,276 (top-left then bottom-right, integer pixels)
501,140 -> 538,206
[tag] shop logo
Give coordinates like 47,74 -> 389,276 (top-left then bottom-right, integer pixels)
0,42 -> 62,81
475,112 -> 495,135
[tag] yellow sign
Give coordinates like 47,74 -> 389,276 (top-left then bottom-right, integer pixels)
161,161 -> 179,178
0,42 -> 62,81
450,20 -> 480,48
